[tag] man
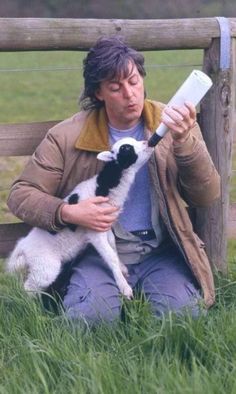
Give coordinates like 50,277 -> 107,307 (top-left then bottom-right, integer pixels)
8,36 -> 220,323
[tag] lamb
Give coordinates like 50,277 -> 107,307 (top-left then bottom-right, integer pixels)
6,137 -> 153,299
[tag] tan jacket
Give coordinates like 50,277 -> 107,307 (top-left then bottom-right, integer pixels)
8,99 -> 220,307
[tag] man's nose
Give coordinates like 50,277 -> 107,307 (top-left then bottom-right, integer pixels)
123,83 -> 133,98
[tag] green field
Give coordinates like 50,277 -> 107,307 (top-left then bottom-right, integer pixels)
0,50 -> 203,123
1,50 -> 236,394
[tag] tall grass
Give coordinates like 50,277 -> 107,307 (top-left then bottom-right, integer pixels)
1,49 -> 236,393
1,270 -> 236,394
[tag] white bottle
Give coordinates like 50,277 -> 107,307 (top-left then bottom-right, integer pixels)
148,70 -> 213,147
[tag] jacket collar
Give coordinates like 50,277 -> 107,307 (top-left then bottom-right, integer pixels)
75,99 -> 163,152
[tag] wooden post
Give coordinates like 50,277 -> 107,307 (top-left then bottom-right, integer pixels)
195,36 -> 236,273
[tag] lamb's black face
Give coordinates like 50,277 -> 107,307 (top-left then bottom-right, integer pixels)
117,144 -> 138,169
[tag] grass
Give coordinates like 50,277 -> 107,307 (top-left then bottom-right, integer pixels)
0,49 -> 203,123
1,268 -> 236,394
1,49 -> 236,393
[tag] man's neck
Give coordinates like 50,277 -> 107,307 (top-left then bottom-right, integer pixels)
108,120 -> 142,133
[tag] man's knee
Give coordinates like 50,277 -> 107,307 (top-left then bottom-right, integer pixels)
62,247 -> 123,324
63,287 -> 122,324
152,296 -> 202,319
145,281 -> 203,318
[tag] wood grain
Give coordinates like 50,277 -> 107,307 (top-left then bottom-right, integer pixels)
195,38 -> 236,272
0,17 -> 235,51
0,121 -> 59,156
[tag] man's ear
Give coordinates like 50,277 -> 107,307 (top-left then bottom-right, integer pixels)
95,88 -> 103,102
97,151 -> 114,162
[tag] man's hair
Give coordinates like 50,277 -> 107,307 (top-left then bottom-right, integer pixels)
79,36 -> 146,110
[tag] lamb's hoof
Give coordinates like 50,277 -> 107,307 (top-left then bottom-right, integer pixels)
120,284 -> 133,300
24,281 -> 40,296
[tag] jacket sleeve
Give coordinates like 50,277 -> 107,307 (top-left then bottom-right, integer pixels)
173,123 -> 220,207
7,130 -> 65,231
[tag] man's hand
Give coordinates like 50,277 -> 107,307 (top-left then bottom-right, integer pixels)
61,196 -> 119,232
161,101 -> 197,143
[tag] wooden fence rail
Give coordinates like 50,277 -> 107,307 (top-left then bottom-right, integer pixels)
0,121 -> 58,156
0,17 -> 236,274
0,18 -> 236,51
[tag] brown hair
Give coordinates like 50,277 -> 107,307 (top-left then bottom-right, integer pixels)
80,36 -> 146,110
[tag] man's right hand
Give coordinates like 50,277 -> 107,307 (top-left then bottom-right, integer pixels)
60,196 -> 119,232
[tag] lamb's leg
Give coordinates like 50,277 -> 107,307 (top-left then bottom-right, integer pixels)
93,234 -> 133,299
24,257 -> 62,295
106,231 -> 129,278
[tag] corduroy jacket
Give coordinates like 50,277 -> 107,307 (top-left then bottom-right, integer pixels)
7,99 -> 220,307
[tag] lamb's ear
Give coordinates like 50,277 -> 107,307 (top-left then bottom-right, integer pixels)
97,151 -> 114,162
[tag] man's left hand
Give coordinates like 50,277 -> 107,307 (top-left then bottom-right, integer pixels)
161,101 -> 197,143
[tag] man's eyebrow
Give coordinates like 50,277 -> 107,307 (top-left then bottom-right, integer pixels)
108,71 -> 138,84
108,79 -> 120,84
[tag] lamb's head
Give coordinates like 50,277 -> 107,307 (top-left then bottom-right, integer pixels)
97,137 -> 153,170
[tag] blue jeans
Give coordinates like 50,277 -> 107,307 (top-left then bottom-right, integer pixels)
62,240 -> 203,323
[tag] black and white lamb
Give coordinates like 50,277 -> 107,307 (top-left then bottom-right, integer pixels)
6,137 -> 153,299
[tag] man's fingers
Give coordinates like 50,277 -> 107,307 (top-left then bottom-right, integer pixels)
93,221 -> 114,232
91,196 -> 109,204
89,196 -> 119,213
162,107 -> 183,125
102,205 -> 119,215
164,103 -> 196,120
163,103 -> 197,133
184,101 -> 196,119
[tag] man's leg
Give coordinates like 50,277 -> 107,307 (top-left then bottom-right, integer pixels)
63,246 -> 123,324
136,241 -> 203,318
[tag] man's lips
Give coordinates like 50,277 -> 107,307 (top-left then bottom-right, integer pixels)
127,103 -> 136,109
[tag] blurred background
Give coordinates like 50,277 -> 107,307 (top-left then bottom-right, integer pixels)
0,0 -> 235,19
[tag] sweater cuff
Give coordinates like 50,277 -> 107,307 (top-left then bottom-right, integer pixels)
173,132 -> 196,157
53,202 -> 67,231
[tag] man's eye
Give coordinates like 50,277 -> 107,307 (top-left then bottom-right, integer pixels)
110,85 -> 120,92
130,76 -> 138,85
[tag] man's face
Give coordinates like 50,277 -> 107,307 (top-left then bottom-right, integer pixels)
95,62 -> 145,130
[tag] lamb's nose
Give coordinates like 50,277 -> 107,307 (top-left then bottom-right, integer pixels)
120,144 -> 132,152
